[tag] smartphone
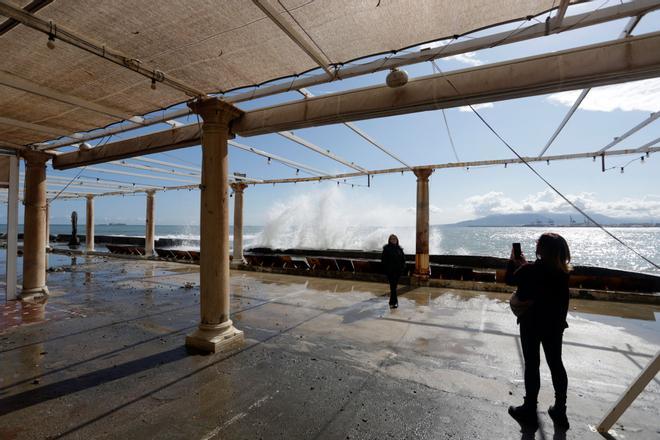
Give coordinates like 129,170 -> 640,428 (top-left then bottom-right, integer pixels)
512,243 -> 522,259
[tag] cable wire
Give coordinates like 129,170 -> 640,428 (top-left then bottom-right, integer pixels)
431,59 -> 658,270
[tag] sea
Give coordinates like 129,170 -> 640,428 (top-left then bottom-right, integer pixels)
36,224 -> 660,275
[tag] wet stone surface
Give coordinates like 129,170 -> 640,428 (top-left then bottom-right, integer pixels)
0,255 -> 658,439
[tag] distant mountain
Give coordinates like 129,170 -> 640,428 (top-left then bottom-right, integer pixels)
443,212 -> 654,227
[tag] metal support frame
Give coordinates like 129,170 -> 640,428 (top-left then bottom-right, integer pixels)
251,0 -> 333,78
132,156 -> 200,172
551,0 -> 571,28
5,154 -> 19,301
596,351 -> 660,434
0,0 -> 206,97
0,116 -> 71,137
538,15 -> 644,157
298,88 -> 411,168
0,71 -> 133,121
634,136 -> 660,151
599,111 -> 660,152
85,166 -> 199,184
229,139 -> 329,176
109,160 -> 200,178
34,0 -> 660,152
277,131 -> 368,172
248,145 -> 660,185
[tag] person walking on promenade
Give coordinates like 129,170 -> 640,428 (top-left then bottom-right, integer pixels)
505,233 -> 571,432
381,234 -> 406,309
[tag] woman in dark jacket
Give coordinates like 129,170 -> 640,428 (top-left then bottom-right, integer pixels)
381,234 -> 406,309
505,233 -> 571,431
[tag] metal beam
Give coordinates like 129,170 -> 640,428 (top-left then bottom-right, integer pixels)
53,124 -> 202,169
0,0 -> 53,36
299,88 -> 411,168
109,160 -> 200,178
228,139 -> 329,176
53,31 -> 660,170
277,131 -> 368,173
599,111 -> 660,152
634,136 -> 660,151
38,0 -> 660,152
538,15 -> 643,157
0,116 -> 72,137
36,108 -> 192,151
251,0 -> 333,78
85,166 -> 198,184
236,31 -> 660,136
132,156 -> 200,173
0,0 -> 206,98
552,0 -> 571,28
248,145 -> 660,185
0,71 -> 134,121
38,174 -> 163,189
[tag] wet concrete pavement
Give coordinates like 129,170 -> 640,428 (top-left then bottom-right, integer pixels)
0,254 -> 658,439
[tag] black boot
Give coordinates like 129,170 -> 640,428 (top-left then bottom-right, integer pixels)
548,404 -> 569,430
508,399 -> 538,430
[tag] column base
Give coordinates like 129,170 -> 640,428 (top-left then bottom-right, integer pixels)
411,273 -> 430,286
186,321 -> 244,353
19,286 -> 49,301
230,259 -> 246,269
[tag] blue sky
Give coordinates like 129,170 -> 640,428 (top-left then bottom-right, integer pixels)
8,3 -> 660,227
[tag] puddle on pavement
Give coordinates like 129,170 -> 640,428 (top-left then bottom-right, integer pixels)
0,299 -> 70,333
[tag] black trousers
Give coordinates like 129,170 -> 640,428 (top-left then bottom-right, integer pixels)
519,320 -> 568,407
387,275 -> 399,305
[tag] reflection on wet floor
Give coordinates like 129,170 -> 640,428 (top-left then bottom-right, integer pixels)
1,299 -> 57,332
0,255 -> 658,439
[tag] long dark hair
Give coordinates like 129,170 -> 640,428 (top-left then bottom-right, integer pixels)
387,234 -> 402,250
536,232 -> 571,273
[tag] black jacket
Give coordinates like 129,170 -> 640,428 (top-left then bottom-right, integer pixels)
505,259 -> 570,331
381,243 -> 406,278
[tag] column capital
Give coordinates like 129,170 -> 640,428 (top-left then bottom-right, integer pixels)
188,97 -> 244,127
21,150 -> 50,165
85,194 -> 94,200
146,189 -> 156,197
230,182 -> 248,192
413,167 -> 434,180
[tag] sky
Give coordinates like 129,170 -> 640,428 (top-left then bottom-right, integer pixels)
5,2 -> 660,227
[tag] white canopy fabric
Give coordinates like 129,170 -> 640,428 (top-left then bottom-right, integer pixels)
0,0 -> 559,146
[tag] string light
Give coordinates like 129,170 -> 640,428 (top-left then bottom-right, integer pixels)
504,163 -> 507,168
47,34 -> 55,49
620,167 -> 624,174
150,78 -> 157,90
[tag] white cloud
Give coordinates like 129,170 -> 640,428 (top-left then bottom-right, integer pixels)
465,190 -> 660,219
445,52 -> 483,67
458,102 -> 494,112
547,78 -> 660,112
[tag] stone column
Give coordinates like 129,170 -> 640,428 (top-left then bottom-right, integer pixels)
186,97 -> 244,353
230,182 -> 248,265
145,190 -> 155,256
45,201 -> 50,249
21,151 -> 49,299
86,194 -> 94,252
413,167 -> 434,280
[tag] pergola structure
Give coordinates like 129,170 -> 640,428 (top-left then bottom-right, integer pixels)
1,0 -> 660,368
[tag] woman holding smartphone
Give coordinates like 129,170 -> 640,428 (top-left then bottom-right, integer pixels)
505,233 -> 571,431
